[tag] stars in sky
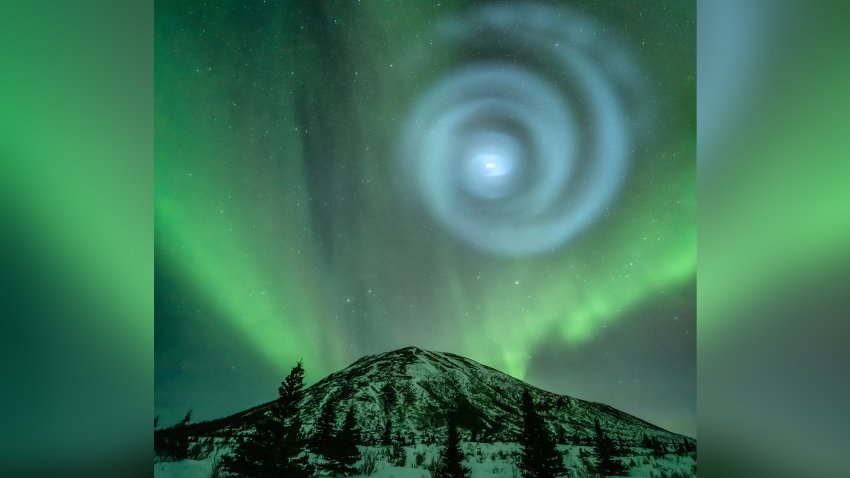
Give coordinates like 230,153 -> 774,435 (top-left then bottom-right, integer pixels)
155,0 -> 695,437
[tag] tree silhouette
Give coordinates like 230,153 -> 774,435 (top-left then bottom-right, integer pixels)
434,413 -> 469,478
328,405 -> 360,476
277,361 -> 312,476
223,361 -> 312,477
641,432 -> 653,449
153,409 -> 193,461
381,418 -> 393,446
383,382 -> 398,409
591,418 -> 627,477
517,390 -> 566,478
311,399 -> 337,456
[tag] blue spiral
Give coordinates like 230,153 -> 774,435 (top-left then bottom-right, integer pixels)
398,3 -> 652,255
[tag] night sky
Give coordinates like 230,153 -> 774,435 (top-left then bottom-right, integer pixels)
155,0 -> 695,437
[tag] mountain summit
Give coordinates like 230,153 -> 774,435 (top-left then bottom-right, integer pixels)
199,346 -> 688,447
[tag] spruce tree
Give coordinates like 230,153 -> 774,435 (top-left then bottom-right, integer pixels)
312,399 -> 337,456
223,361 -> 312,477
221,413 -> 279,476
641,432 -> 653,449
434,413 -> 470,478
591,419 -> 627,477
328,405 -> 360,476
676,437 -> 689,455
173,409 -> 194,460
277,361 -> 312,476
389,438 -> 406,467
154,409 -> 193,461
382,418 -> 393,446
517,390 -> 566,478
650,436 -> 667,458
383,382 -> 398,409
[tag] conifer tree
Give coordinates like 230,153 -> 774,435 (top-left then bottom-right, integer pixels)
650,436 -> 667,458
389,438 -> 406,467
591,419 -> 627,477
328,405 -> 360,476
174,409 -> 194,460
383,382 -> 398,409
154,409 -> 193,461
311,399 -> 337,456
223,361 -> 312,477
679,437 -> 695,454
381,418 -> 393,446
641,432 -> 653,449
277,361 -> 312,476
517,390 -> 566,478
434,413 -> 470,478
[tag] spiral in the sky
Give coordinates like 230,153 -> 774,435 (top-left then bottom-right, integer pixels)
398,3 -> 652,255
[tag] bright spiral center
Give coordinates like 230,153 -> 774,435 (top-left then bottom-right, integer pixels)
460,131 -> 524,200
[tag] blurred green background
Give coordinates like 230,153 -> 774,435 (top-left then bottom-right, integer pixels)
0,0 -> 151,473
0,1 -> 848,476
699,1 -> 850,477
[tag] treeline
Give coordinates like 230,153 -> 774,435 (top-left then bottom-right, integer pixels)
155,360 -> 695,477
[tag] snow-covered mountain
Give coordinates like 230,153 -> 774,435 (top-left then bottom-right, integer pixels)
188,346 -> 691,448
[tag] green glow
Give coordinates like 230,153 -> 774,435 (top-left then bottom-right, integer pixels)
155,45 -> 340,378
2,27 -> 152,361
155,1 -> 695,388
699,59 -> 850,342
442,138 -> 696,379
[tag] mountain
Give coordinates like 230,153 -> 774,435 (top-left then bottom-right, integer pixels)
183,346 -> 691,448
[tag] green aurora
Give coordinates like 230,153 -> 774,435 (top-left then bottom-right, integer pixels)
156,0 -> 695,435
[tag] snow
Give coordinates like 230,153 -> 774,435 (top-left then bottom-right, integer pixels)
156,347 -> 695,477
349,466 -> 431,478
155,443 -> 695,478
154,459 -> 214,478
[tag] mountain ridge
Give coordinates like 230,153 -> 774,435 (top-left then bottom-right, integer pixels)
181,346 -> 693,448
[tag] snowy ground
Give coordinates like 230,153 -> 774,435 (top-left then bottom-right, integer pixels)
154,442 -> 696,478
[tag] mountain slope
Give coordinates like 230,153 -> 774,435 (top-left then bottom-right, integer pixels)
189,346 -> 691,448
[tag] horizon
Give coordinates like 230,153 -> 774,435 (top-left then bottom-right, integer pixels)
156,344 -> 696,439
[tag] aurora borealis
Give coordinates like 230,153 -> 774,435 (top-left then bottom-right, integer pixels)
156,0 -> 695,437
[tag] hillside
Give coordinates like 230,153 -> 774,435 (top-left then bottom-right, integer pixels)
182,346 -> 689,447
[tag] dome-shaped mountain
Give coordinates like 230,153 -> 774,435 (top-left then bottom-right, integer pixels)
194,346 -> 690,447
